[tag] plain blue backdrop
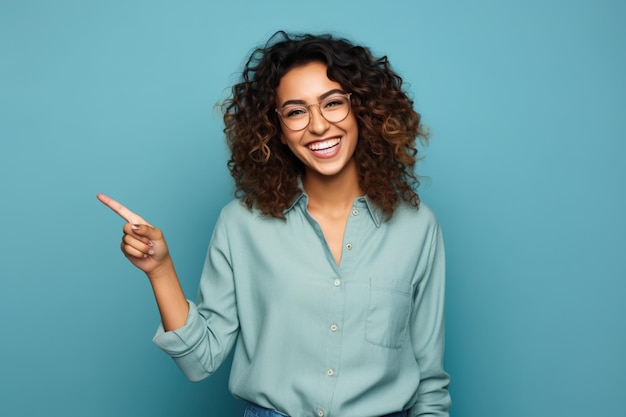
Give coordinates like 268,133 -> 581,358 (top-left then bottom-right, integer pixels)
1,1 -> 624,416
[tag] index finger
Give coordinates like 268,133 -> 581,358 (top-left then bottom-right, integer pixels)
96,193 -> 152,226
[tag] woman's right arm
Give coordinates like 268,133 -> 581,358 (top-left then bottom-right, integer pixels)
97,193 -> 189,331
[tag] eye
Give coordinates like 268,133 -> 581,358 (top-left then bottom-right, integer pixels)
323,96 -> 348,110
283,106 -> 307,118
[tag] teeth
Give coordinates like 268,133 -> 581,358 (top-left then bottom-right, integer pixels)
308,138 -> 340,151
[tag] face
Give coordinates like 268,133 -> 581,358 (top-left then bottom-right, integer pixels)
275,61 -> 359,179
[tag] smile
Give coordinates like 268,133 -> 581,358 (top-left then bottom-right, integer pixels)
307,138 -> 341,152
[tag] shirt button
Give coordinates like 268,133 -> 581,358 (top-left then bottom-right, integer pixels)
352,209 -> 359,216
326,368 -> 334,376
334,279 -> 341,287
330,323 -> 338,332
345,243 -> 353,250
317,410 -> 325,417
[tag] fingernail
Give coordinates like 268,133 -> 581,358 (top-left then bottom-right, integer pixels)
148,241 -> 154,247
148,249 -> 155,256
131,224 -> 140,230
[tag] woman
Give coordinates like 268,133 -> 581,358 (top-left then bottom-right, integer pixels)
98,31 -> 450,417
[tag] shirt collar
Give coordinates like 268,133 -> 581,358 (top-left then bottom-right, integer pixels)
283,180 -> 383,228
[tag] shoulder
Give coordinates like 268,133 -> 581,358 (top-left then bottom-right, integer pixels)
219,198 -> 251,217
391,200 -> 440,229
216,198 -> 284,230
217,198 -> 257,224
382,201 -> 443,247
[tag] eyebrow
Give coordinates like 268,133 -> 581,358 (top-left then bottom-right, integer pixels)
279,89 -> 345,108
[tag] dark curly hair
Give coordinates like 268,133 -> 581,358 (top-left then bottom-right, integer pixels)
222,31 -> 428,219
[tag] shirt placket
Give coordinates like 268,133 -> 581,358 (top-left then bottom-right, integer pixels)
313,202 -> 366,417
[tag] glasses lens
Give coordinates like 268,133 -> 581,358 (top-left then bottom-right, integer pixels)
320,95 -> 350,123
279,105 -> 309,131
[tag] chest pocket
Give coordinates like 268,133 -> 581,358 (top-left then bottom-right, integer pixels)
365,277 -> 412,349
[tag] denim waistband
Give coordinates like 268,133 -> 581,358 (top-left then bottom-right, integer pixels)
244,402 -> 408,417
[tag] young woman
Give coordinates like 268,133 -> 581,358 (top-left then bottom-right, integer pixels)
98,31 -> 450,417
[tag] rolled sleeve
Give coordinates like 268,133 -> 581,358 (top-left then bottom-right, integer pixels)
153,301 -> 206,357
152,301 -> 221,382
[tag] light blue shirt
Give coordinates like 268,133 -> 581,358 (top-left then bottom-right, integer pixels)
154,193 -> 450,417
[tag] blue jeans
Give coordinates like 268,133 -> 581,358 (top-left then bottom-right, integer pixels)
244,402 -> 408,417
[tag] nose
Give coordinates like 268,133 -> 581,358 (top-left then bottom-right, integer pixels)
307,105 -> 330,135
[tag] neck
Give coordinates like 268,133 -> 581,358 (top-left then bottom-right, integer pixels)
303,161 -> 363,215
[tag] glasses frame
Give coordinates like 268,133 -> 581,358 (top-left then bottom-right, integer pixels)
275,93 -> 352,131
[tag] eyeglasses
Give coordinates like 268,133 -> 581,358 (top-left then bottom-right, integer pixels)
275,93 -> 352,131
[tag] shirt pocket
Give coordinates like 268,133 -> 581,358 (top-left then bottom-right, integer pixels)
365,277 -> 412,349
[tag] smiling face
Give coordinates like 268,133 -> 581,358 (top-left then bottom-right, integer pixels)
275,61 -> 359,181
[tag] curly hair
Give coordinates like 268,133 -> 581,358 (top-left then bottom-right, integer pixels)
222,31 -> 428,219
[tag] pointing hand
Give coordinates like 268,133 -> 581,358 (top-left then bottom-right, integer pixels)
97,193 -> 170,274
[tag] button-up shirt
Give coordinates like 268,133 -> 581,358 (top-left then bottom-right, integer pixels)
154,193 -> 451,417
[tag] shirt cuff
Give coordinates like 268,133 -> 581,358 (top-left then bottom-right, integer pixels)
152,301 -> 206,357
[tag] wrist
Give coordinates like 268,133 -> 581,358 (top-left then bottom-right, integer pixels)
146,255 -> 175,282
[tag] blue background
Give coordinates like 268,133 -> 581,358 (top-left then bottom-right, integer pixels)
1,1 -> 624,416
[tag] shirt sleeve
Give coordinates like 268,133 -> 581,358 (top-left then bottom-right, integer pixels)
152,213 -> 240,382
409,223 -> 452,416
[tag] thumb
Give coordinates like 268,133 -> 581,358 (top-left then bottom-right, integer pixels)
129,223 -> 164,241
